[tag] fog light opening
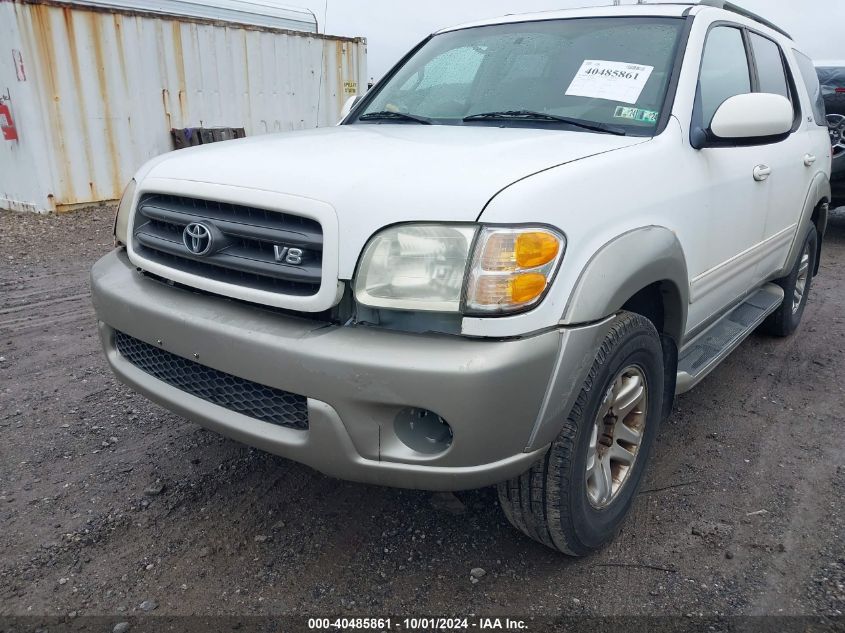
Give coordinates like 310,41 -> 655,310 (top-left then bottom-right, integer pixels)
394,408 -> 453,455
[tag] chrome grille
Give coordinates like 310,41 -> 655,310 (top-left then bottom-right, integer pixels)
115,331 -> 309,430
132,194 -> 323,296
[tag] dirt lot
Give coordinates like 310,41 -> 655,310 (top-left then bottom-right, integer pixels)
1,205 -> 843,621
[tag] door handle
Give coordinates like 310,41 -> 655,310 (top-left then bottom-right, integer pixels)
753,165 -> 771,181
804,154 -> 817,166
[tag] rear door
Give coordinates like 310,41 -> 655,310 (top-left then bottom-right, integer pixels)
744,31 -> 808,282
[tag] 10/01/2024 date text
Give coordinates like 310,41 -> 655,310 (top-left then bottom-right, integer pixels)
307,617 -> 529,630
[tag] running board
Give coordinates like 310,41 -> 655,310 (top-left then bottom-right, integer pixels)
675,284 -> 784,394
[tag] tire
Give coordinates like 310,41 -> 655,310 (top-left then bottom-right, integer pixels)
498,312 -> 664,556
760,225 -> 818,337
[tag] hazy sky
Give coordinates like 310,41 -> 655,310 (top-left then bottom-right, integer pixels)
288,0 -> 843,80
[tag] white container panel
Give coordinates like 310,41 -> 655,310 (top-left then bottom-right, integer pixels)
0,0 -> 367,212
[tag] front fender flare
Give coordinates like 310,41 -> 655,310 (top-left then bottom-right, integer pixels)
560,226 -> 689,343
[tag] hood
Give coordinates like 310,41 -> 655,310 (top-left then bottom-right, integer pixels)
144,124 -> 646,277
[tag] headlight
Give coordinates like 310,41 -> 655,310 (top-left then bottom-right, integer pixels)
355,224 -> 477,312
354,224 -> 565,315
113,178 -> 137,246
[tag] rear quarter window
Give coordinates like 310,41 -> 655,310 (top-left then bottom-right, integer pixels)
793,50 -> 827,124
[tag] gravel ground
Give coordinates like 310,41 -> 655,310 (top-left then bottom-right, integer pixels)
0,205 -> 843,620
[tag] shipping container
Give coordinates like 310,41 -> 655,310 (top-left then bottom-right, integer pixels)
0,0 -> 367,213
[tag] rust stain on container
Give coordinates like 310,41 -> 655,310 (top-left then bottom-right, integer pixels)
62,6 -> 98,200
29,3 -> 75,203
113,13 -> 128,83
171,22 -> 189,124
161,88 -> 172,129
177,90 -> 188,124
171,22 -> 186,87
89,12 -> 122,197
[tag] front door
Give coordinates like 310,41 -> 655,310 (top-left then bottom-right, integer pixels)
683,25 -> 772,331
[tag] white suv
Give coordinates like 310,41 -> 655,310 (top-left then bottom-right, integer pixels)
93,1 -> 831,555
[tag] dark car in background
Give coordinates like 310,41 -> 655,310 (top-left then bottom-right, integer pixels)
817,63 -> 845,207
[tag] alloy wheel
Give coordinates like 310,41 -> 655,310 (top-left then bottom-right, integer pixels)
586,365 -> 648,509
793,241 -> 812,314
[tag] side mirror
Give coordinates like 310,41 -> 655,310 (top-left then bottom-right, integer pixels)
338,95 -> 361,124
710,93 -> 793,141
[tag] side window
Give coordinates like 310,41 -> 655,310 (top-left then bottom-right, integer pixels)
793,49 -> 827,125
748,33 -> 789,99
699,27 -> 752,125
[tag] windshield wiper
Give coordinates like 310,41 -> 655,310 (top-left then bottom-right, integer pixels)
359,111 -> 433,125
463,110 -> 627,136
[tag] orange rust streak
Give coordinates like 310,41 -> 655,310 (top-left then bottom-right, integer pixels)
171,22 -> 188,125
112,14 -> 135,147
63,6 -> 97,201
30,4 -> 74,206
113,14 -> 128,86
89,12 -> 121,199
162,88 -> 173,129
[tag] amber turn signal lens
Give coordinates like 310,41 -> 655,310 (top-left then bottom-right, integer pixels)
469,272 -> 548,307
509,273 -> 548,304
515,231 -> 560,269
464,226 -> 565,314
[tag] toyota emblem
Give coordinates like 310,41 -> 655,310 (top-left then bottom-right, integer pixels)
183,223 -> 213,256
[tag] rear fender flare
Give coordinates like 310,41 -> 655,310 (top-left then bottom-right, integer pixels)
779,172 -> 830,278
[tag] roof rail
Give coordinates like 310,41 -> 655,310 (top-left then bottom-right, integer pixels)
697,0 -> 792,39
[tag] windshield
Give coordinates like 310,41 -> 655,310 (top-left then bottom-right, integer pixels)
353,17 -> 684,135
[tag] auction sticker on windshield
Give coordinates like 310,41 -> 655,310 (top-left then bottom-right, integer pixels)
565,60 -> 654,104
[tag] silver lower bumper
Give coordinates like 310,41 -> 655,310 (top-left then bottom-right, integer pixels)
92,249 -> 607,490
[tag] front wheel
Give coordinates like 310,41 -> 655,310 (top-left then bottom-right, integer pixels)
498,312 -> 664,556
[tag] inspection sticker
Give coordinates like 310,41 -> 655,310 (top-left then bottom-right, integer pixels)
565,60 -> 654,105
613,106 -> 659,123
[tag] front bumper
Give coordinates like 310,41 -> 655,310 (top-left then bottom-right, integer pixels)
92,250 -> 607,491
